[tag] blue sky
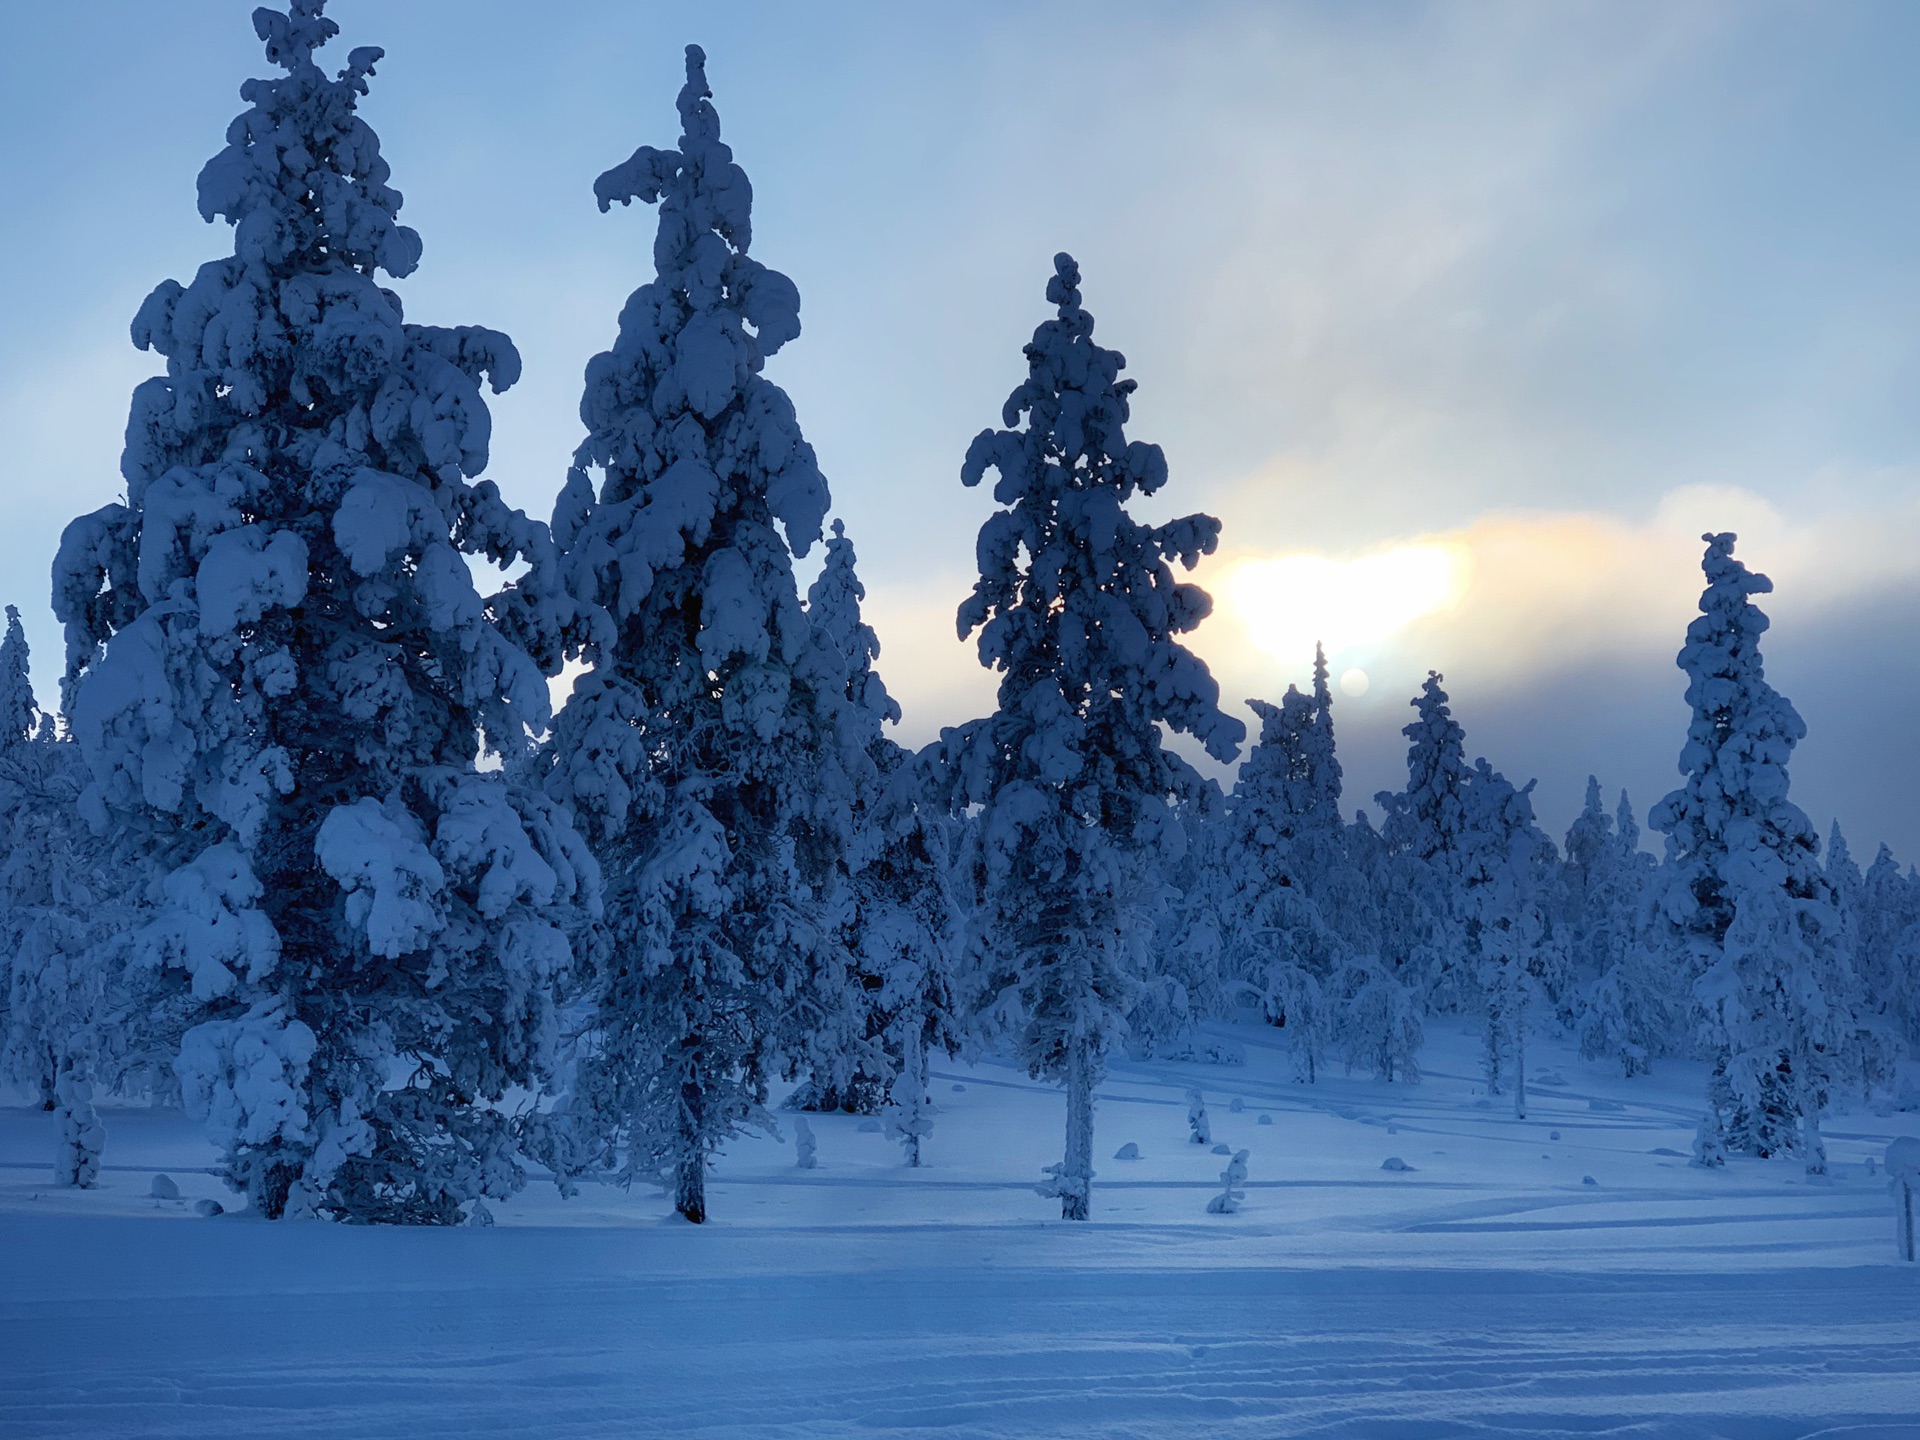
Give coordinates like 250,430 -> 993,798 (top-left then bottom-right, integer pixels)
5,1 -> 1920,854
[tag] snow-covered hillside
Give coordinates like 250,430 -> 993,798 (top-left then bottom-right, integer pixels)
5,1020 -> 1917,1439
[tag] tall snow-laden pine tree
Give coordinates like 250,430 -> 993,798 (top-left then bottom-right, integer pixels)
0,613 -> 65,1112
0,607 -> 35,746
542,47 -> 859,1222
52,1 -> 597,1222
1326,804 -> 1424,1082
1379,672 -> 1469,870
1134,779 -> 1229,1059
1825,824 -> 1864,923
1,606 -> 149,1192
806,520 -> 966,1158
1649,533 -> 1858,1171
776,520 -> 895,1115
939,254 -> 1242,1220
1858,844 -> 1920,1058
1561,780 -> 1672,1076
1457,759 -> 1558,1115
0,608 -> 39,1102
1219,677 -> 1345,1081
1375,671 -> 1471,1008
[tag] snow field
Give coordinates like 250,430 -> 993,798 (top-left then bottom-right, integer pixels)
4,1021 -> 1918,1438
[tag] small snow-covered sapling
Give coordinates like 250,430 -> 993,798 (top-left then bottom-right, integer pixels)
794,1116 -> 818,1170
1187,1088 -> 1211,1145
53,1067 -> 104,1190
1229,1097 -> 1245,1113
1691,1114 -> 1727,1169
1888,1137 -> 1920,1261
1206,1149 -> 1249,1214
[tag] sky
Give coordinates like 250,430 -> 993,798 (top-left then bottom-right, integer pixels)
4,1 -> 1920,856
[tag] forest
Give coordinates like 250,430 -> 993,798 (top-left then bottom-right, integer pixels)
1,1 -> 1912,1246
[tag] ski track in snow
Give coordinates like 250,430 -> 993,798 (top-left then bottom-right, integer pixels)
4,1023 -> 1920,1439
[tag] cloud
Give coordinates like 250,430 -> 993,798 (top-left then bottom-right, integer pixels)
1184,473 -> 1920,713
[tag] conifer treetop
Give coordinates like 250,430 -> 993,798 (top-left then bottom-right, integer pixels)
955,252 -> 1243,777
1615,788 -> 1641,855
1378,670 -> 1469,866
196,1 -> 421,281
808,519 -> 901,748
0,605 -> 37,748
1650,533 -> 1811,949
553,43 -> 827,705
1563,775 -> 1612,874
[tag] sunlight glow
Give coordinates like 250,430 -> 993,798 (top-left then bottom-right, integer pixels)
1228,544 -> 1466,667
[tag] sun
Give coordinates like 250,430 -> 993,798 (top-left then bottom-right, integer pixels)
1227,544 -> 1466,670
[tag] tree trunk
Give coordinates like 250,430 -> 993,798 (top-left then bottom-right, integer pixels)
1061,1037 -> 1094,1221
677,1056 -> 707,1222
675,1151 -> 706,1224
52,1059 -> 103,1190
237,1143 -> 299,1219
1801,1102 -> 1826,1177
1483,999 -> 1504,1097
1512,998 -> 1527,1121
907,1026 -> 925,1168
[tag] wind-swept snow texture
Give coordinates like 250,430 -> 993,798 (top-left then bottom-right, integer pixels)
4,1019 -> 1918,1438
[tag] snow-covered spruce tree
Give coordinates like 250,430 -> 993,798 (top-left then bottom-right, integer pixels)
1132,780 -> 1229,1060
807,519 -> 966,1159
1374,671 -> 1472,1008
1331,808 -> 1425,1082
0,610 -> 60,1109
1302,643 -> 1345,833
778,520 -> 895,1114
0,611 -> 126,1187
1378,672 -> 1469,872
1561,779 -> 1673,1076
1858,844 -> 1920,1057
52,2 -> 597,1222
1219,682 -> 1345,1081
0,608 -> 40,1100
1457,758 -> 1560,1116
1559,776 -> 1614,956
542,47 -> 861,1223
938,254 -> 1243,1220
0,606 -> 33,748
1825,824 -> 1864,925
1649,533 -> 1859,1171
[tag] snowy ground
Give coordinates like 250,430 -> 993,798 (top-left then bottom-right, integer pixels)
5,1024 -> 1920,1439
